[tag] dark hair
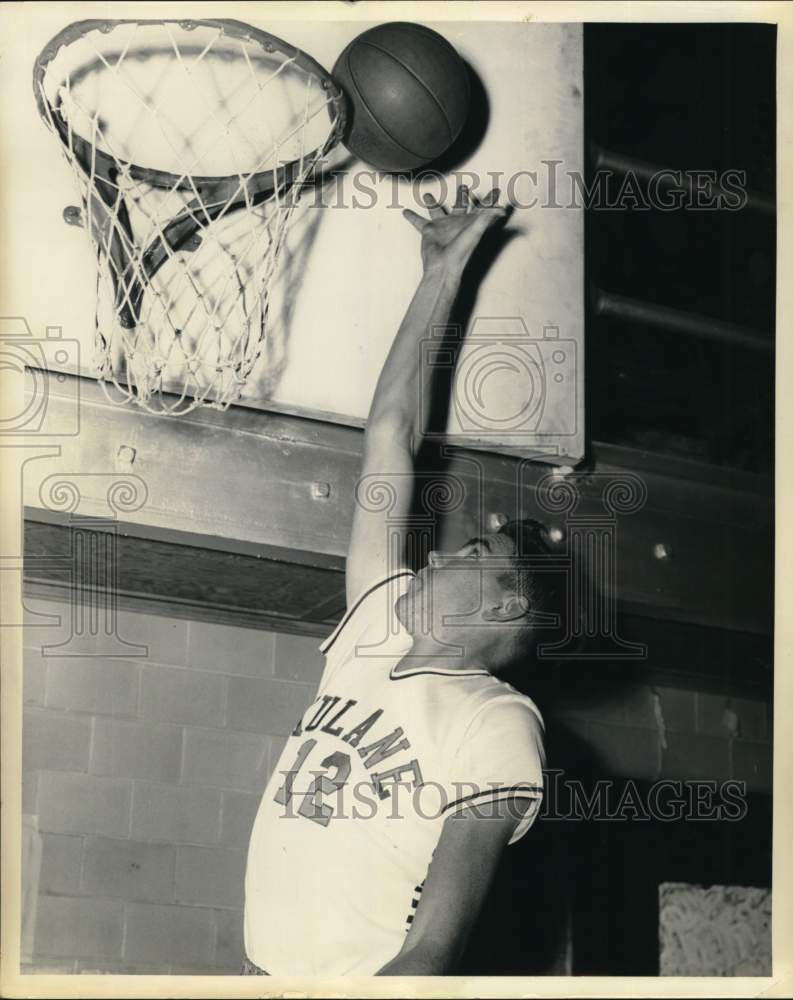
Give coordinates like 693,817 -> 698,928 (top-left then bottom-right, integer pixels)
496,518 -> 563,623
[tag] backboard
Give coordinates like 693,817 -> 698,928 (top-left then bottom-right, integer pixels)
1,6 -> 584,463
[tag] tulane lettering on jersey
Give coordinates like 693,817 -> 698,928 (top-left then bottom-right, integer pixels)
244,572 -> 546,976
274,693 -> 423,824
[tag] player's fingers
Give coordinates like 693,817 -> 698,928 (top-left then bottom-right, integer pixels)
422,193 -> 446,219
472,204 -> 507,232
402,209 -> 428,232
481,187 -> 502,207
454,183 -> 470,212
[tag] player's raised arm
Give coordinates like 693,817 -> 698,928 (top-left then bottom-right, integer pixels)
345,185 -> 507,605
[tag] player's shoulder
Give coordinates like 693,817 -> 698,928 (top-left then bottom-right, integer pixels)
442,673 -> 544,755
463,675 -> 545,732
319,569 -> 414,661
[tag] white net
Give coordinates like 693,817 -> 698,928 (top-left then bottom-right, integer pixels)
35,19 -> 345,414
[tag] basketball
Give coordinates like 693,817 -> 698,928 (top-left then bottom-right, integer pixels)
332,22 -> 470,173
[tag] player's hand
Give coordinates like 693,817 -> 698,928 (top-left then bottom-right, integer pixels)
402,185 -> 508,275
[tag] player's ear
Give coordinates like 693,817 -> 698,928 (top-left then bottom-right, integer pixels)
482,593 -> 529,623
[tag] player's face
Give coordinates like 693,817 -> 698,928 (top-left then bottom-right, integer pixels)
396,532 -> 519,639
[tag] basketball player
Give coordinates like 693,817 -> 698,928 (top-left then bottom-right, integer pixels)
243,185 -> 556,976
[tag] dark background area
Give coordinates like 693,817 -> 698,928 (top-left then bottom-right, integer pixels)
585,23 -> 775,472
461,22 -> 776,975
462,785 -> 772,976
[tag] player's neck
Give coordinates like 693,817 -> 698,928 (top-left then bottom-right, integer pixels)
401,634 -> 491,673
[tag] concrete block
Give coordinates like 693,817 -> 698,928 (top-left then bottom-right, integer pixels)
22,771 -> 38,815
696,692 -> 733,737
35,896 -> 123,959
181,728 -> 269,793
545,678 -> 656,729
139,665 -> 224,728
37,772 -> 130,838
268,736 -> 289,776
616,685 -> 659,729
225,677 -> 315,736
732,696 -> 770,742
39,833 -> 82,895
130,782 -> 220,845
22,959 -> 77,974
46,658 -> 138,718
732,740 -> 772,794
175,845 -> 246,908
655,686 -> 697,733
90,719 -> 182,782
115,609 -> 188,666
74,959 -> 165,974
81,836 -> 175,902
662,731 -> 731,781
274,632 -> 326,683
124,902 -> 214,966
23,596 -> 70,649
23,709 -> 91,773
696,692 -> 769,742
215,908 -> 245,971
23,651 -> 46,706
585,721 -> 662,780
220,791 -> 262,849
26,598 -> 165,661
188,620 -> 275,677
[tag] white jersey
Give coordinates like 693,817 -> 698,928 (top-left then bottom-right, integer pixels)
244,570 -> 546,976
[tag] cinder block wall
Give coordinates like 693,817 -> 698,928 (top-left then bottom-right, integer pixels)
546,681 -> 772,792
21,593 -> 772,974
22,594 -> 323,975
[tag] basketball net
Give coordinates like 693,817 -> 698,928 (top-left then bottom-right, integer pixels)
34,19 -> 345,414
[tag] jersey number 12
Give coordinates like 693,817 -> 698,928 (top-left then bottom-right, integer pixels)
273,738 -> 351,827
